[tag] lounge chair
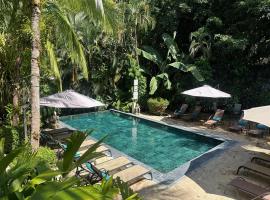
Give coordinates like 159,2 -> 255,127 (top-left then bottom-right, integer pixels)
91,156 -> 132,174
77,162 -> 152,185
228,177 -> 270,199
42,127 -> 74,135
204,109 -> 224,128
182,106 -> 202,121
251,154 -> 270,165
79,145 -> 112,156
237,162 -> 270,178
113,165 -> 152,185
229,114 -> 248,133
173,104 -> 188,117
247,124 -> 269,138
42,127 -> 74,141
233,103 -> 242,115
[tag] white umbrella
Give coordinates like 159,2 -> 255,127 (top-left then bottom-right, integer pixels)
181,85 -> 231,98
40,90 -> 104,108
243,106 -> 270,127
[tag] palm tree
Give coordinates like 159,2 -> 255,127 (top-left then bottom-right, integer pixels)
30,0 -> 118,149
30,0 -> 41,150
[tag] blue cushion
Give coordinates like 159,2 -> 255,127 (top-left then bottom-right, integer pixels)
74,152 -> 81,158
101,172 -> 111,180
238,119 -> 248,126
60,143 -> 67,149
213,116 -> 222,121
85,162 -> 94,173
256,124 -> 268,130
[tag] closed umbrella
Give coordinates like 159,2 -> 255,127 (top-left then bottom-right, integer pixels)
181,85 -> 231,98
40,90 -> 104,108
243,106 -> 270,127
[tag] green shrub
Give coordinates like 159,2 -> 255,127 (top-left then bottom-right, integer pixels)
36,146 -> 57,170
112,100 -> 132,113
0,125 -> 23,153
147,98 -> 169,115
36,146 -> 57,164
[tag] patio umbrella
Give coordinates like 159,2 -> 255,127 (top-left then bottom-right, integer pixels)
40,90 -> 104,108
243,106 -> 270,127
181,85 -> 231,98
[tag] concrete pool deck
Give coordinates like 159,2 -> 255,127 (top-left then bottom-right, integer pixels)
131,113 -> 270,200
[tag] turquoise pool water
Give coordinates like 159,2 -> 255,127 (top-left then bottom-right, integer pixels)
61,111 -> 222,173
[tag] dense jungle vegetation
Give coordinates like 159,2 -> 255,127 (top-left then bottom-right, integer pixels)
0,0 -> 270,128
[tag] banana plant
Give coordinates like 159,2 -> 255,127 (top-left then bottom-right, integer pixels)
0,131 -> 140,200
138,32 -> 204,95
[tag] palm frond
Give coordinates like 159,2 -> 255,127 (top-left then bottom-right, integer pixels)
44,2 -> 88,79
45,40 -> 62,91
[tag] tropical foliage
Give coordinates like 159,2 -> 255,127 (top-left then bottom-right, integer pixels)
0,0 -> 269,143
0,131 -> 140,199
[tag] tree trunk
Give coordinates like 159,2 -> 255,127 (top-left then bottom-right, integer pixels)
30,0 -> 41,150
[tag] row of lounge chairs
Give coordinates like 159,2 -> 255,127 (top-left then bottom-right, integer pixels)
229,153 -> 270,199
41,128 -> 152,186
173,104 -> 225,128
229,115 -> 269,137
173,104 -> 202,121
174,104 -> 269,135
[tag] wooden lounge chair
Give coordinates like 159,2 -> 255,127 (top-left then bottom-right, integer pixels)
79,145 -> 112,156
228,177 -> 270,199
251,154 -> 270,165
204,109 -> 224,128
182,106 -> 202,121
173,104 -> 188,118
113,165 -> 152,185
80,139 -> 96,149
94,156 -> 133,173
237,162 -> 270,178
77,163 -> 152,185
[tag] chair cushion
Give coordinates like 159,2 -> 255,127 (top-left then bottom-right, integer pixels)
213,116 -> 222,121
239,119 -> 248,126
257,124 -> 268,130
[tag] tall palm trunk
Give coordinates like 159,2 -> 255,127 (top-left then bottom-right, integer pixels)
30,0 -> 41,150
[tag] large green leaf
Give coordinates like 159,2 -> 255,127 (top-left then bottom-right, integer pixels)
169,62 -> 187,71
30,177 -> 119,200
0,138 -> 4,158
61,132 -> 88,173
157,73 -> 171,90
162,33 -> 181,60
149,76 -> 158,95
28,170 -> 62,188
169,62 -> 204,82
30,177 -> 80,200
45,40 -> 62,91
0,147 -> 23,176
137,46 -> 163,67
73,136 -> 106,169
185,65 -> 205,81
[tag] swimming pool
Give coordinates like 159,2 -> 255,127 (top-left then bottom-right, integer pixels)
61,110 -> 223,174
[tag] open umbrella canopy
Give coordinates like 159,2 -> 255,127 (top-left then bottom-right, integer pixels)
40,90 -> 104,108
181,85 -> 231,98
243,106 -> 270,127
